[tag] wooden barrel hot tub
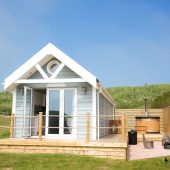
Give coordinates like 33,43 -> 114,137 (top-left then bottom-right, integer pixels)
135,116 -> 160,134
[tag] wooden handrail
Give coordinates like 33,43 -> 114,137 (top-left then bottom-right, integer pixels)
86,112 -> 90,143
38,112 -> 43,141
10,113 -> 14,138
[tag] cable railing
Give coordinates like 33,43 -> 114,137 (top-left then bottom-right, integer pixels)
0,112 -> 127,143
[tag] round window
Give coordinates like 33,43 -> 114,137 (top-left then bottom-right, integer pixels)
47,60 -> 60,75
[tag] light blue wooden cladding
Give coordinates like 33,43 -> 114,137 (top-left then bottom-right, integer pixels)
23,87 -> 32,137
99,94 -> 113,138
77,84 -> 93,139
14,83 -> 113,140
14,88 -> 24,137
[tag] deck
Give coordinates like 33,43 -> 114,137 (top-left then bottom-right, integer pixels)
0,134 -> 127,159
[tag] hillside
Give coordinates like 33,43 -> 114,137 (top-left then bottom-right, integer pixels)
107,84 -> 170,109
0,84 -> 170,113
0,91 -> 12,114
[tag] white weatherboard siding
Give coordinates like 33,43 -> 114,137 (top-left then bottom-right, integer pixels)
99,94 -> 113,138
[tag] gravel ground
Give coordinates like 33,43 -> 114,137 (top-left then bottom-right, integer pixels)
127,141 -> 170,160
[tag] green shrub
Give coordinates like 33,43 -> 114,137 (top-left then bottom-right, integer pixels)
151,92 -> 170,108
0,91 -> 12,114
107,84 -> 170,109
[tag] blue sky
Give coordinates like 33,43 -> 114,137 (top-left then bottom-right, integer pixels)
0,0 -> 170,89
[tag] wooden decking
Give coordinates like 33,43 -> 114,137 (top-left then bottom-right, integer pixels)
137,133 -> 163,142
0,134 -> 127,159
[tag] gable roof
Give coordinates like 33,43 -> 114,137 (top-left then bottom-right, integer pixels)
4,43 -> 97,91
4,43 -> 114,104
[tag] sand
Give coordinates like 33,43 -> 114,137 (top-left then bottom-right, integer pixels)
128,141 -> 170,160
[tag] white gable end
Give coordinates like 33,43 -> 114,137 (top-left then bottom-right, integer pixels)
4,43 -> 97,91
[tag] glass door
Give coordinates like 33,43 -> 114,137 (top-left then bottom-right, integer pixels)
64,90 -> 75,134
23,86 -> 32,137
46,88 -> 76,137
48,90 -> 60,135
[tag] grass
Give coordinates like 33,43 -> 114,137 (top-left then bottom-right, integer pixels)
0,91 -> 12,114
0,153 -> 169,170
0,115 -> 10,139
107,84 -> 170,109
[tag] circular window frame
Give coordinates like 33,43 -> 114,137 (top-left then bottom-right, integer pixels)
47,60 -> 60,75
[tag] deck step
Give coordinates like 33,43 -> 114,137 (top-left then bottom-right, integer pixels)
137,134 -> 162,142
0,138 -> 127,160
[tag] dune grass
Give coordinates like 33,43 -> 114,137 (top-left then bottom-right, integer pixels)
0,115 -> 10,139
107,84 -> 170,108
0,91 -> 12,114
0,153 -> 169,170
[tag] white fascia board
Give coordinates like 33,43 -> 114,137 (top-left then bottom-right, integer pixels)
15,78 -> 87,84
4,43 -> 52,90
97,83 -> 114,105
4,43 -> 97,90
48,44 -> 97,88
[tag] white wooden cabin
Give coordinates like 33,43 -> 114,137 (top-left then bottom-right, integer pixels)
3,43 -> 114,141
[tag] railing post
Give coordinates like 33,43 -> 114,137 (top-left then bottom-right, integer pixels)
86,112 -> 90,143
121,113 -> 126,143
168,107 -> 170,133
10,113 -> 14,138
38,112 -> 43,141
163,108 -> 166,133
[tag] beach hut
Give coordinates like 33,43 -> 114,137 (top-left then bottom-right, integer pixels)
3,43 -> 114,141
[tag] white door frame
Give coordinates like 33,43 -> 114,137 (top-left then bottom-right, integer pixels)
45,88 -> 77,139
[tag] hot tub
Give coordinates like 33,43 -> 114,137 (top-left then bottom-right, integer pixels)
135,116 -> 160,134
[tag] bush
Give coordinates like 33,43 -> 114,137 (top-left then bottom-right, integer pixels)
107,84 -> 170,109
0,91 -> 12,114
151,92 -> 170,108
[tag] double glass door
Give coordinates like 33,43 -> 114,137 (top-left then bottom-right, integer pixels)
46,89 -> 76,137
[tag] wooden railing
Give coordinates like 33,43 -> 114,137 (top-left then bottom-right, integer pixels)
1,112 -> 127,143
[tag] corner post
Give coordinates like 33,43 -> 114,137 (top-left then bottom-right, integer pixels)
86,112 -> 90,143
38,112 -> 43,141
10,113 -> 14,138
121,113 -> 126,143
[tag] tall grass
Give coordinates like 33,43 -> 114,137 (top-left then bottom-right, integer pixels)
107,84 -> 170,109
0,91 -> 12,114
0,115 -> 10,139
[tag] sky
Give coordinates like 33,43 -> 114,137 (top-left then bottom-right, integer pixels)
0,0 -> 170,90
